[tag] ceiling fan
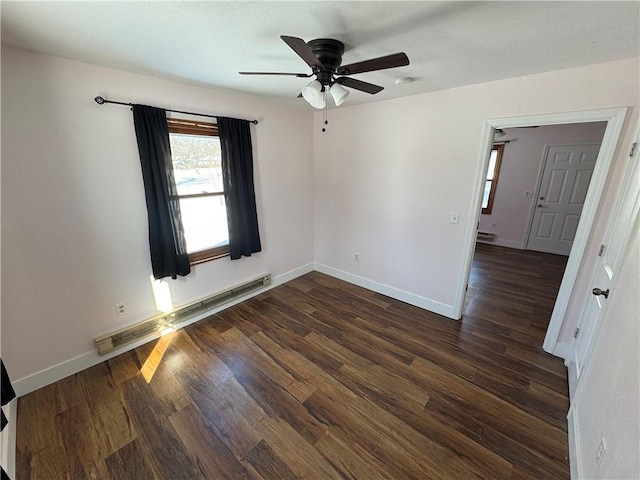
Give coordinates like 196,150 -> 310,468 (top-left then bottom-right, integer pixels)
240,35 -> 410,109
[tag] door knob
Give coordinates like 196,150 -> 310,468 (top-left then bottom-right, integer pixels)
537,204 -> 544,208
592,288 -> 609,299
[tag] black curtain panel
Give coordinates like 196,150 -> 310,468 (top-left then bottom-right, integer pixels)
1,359 -> 16,432
218,117 -> 262,260
132,105 -> 191,279
1,359 -> 15,480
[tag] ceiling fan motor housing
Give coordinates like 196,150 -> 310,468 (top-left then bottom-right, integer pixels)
240,35 -> 407,97
307,38 -> 345,84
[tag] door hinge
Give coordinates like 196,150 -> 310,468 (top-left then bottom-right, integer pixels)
598,244 -> 605,256
573,327 -> 580,338
630,142 -> 638,158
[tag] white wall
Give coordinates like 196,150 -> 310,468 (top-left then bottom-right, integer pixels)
1,46 -> 314,383
2,47 -> 638,389
479,122 -> 607,249
573,228 -> 639,479
313,57 -> 639,326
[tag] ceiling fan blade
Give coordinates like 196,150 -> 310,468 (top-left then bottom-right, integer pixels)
335,77 -> 384,95
239,71 -> 312,77
337,52 -> 409,75
281,35 -> 324,69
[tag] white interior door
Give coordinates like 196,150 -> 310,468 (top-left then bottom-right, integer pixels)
527,143 -> 601,255
572,134 -> 640,378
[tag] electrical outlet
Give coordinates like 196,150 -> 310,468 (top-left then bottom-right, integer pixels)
450,212 -> 460,224
524,190 -> 534,198
116,302 -> 126,317
596,438 -> 607,465
354,252 -> 360,262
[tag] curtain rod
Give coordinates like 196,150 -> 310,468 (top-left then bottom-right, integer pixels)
94,96 -> 259,125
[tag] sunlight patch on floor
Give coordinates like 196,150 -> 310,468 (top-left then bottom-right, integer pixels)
141,330 -> 177,383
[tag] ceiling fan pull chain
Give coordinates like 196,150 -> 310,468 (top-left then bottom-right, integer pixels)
322,91 -> 328,132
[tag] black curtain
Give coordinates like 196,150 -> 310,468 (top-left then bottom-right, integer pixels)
133,105 -> 190,279
218,117 -> 262,260
1,359 -> 16,480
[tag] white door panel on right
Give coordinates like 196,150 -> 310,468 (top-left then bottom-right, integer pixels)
573,132 -> 640,378
527,143 -> 601,255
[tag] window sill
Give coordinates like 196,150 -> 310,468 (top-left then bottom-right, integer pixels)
188,248 -> 230,266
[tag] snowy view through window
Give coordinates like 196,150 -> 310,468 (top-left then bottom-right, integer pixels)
169,133 -> 229,253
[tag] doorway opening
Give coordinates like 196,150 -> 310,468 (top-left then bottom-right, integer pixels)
454,108 -> 628,358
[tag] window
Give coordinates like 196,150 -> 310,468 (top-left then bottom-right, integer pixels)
168,118 -> 229,264
481,144 -> 504,215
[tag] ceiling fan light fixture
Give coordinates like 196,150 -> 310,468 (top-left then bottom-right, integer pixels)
302,80 -> 325,109
329,83 -> 349,106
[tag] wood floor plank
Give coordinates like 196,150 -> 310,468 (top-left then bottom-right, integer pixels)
16,244 -> 570,479
104,439 -> 157,480
77,363 -> 136,458
249,330 -> 357,407
16,384 -> 58,455
223,355 -> 330,445
234,302 -> 345,375
56,402 -> 111,479
107,350 -> 141,386
169,402 -> 257,480
244,440 -> 298,480
26,443 -> 70,480
304,388 -> 465,480
426,393 -> 568,479
179,371 -> 263,460
411,356 -> 568,460
253,417 -> 343,480
314,430 -> 399,480
122,375 -> 205,479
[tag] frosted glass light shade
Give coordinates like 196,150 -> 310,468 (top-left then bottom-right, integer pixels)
302,80 -> 325,109
330,83 -> 349,106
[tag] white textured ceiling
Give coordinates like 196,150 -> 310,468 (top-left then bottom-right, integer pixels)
2,1 -> 638,109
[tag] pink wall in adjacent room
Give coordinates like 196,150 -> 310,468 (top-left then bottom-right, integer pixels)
478,122 -> 607,249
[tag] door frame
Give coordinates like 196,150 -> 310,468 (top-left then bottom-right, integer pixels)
453,107 -> 628,357
523,140 -> 603,253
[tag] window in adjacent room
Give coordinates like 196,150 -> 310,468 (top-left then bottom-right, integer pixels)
168,118 -> 229,264
481,144 -> 505,215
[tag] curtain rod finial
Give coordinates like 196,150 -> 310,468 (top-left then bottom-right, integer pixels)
251,120 -> 258,125
94,96 -> 106,105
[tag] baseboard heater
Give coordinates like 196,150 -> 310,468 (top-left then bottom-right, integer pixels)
477,232 -> 495,241
94,273 -> 271,355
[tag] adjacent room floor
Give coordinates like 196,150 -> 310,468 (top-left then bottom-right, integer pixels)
16,245 -> 570,479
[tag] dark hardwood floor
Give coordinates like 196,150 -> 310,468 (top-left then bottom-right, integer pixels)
16,244 -> 570,479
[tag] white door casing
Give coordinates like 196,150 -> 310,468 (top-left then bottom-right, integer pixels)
453,107 -> 627,359
527,142 -> 601,256
572,128 -> 640,379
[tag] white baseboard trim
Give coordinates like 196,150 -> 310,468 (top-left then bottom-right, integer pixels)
313,263 -> 456,320
567,405 -> 582,480
12,263 -> 315,398
552,342 -> 571,362
0,399 -> 17,479
476,238 -> 525,250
